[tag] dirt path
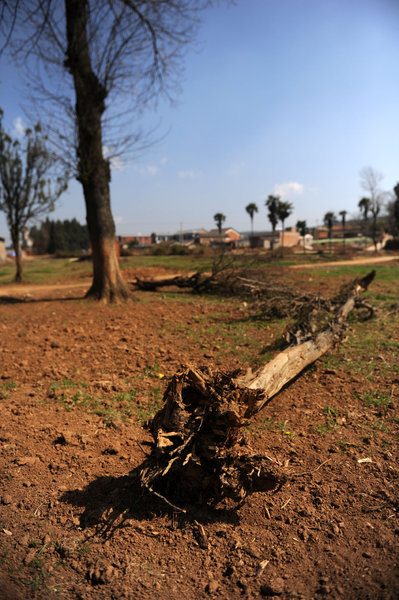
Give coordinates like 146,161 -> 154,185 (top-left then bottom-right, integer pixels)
290,254 -> 399,269
0,280 -> 92,297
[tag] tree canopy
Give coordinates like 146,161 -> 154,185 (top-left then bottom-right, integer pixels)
0,110 -> 67,280
296,220 -> 307,237
276,200 -> 293,227
265,195 -> 279,232
30,218 -> 89,255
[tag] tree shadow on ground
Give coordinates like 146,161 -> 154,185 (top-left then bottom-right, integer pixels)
60,467 -> 243,541
0,295 -> 85,305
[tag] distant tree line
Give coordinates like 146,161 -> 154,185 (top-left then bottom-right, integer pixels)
242,166 -> 399,254
29,218 -> 89,255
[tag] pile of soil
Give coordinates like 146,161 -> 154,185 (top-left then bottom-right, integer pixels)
0,270 -> 398,600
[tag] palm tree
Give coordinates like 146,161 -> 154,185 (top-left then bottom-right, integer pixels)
339,210 -> 347,252
245,203 -> 258,235
213,212 -> 226,235
323,211 -> 335,253
358,197 -> 370,235
296,220 -> 307,252
276,200 -> 293,252
265,195 -> 279,250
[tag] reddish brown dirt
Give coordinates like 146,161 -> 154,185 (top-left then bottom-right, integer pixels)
0,269 -> 398,600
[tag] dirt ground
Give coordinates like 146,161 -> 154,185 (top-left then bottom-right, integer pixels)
0,262 -> 398,600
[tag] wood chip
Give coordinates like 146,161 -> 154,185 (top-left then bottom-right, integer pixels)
195,522 -> 209,550
256,559 -> 269,578
2,529 -> 12,536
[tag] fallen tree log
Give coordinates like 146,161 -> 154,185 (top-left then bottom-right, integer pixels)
135,272 -> 210,292
137,271 -> 375,511
135,269 -> 294,297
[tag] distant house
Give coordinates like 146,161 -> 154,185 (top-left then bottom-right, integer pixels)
249,232 -> 278,250
151,232 -> 174,244
118,235 -> 152,248
199,228 -> 241,248
0,237 -> 5,260
250,227 -> 300,249
174,228 -> 208,243
314,223 -> 363,240
151,229 -> 208,244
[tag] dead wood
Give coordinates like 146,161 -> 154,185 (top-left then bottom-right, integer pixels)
137,271 -> 375,511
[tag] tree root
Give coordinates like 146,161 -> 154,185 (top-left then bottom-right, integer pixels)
137,271 -> 376,512
138,367 -> 286,511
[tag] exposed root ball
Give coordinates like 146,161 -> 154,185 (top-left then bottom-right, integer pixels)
139,367 -> 285,510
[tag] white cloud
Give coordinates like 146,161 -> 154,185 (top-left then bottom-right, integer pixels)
273,181 -> 304,199
160,157 -> 167,165
178,170 -> 202,179
103,145 -> 124,171
146,165 -> 159,175
228,161 -> 246,175
13,117 -> 25,138
137,165 -> 159,175
114,216 -> 124,225
111,156 -> 124,171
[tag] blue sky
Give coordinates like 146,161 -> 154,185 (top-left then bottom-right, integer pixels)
1,0 -> 399,241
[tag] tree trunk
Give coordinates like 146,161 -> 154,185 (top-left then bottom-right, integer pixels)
64,0 -> 130,303
11,229 -> 23,282
82,165 -> 130,302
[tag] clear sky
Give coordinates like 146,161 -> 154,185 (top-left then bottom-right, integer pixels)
1,0 -> 399,242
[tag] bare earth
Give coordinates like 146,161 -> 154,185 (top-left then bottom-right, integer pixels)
0,263 -> 398,600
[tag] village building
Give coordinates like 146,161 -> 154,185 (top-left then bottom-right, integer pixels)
151,229 -> 208,244
250,227 -> 300,249
0,237 -> 5,260
313,222 -> 363,240
118,234 -> 152,249
198,228 -> 241,248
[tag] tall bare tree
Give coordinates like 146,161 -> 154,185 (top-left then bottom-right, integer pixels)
0,111 -> 67,281
359,167 -> 386,251
0,1 -> 220,302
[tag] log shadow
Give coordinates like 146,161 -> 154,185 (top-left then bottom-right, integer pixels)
0,296 -> 27,304
60,468 -> 243,540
